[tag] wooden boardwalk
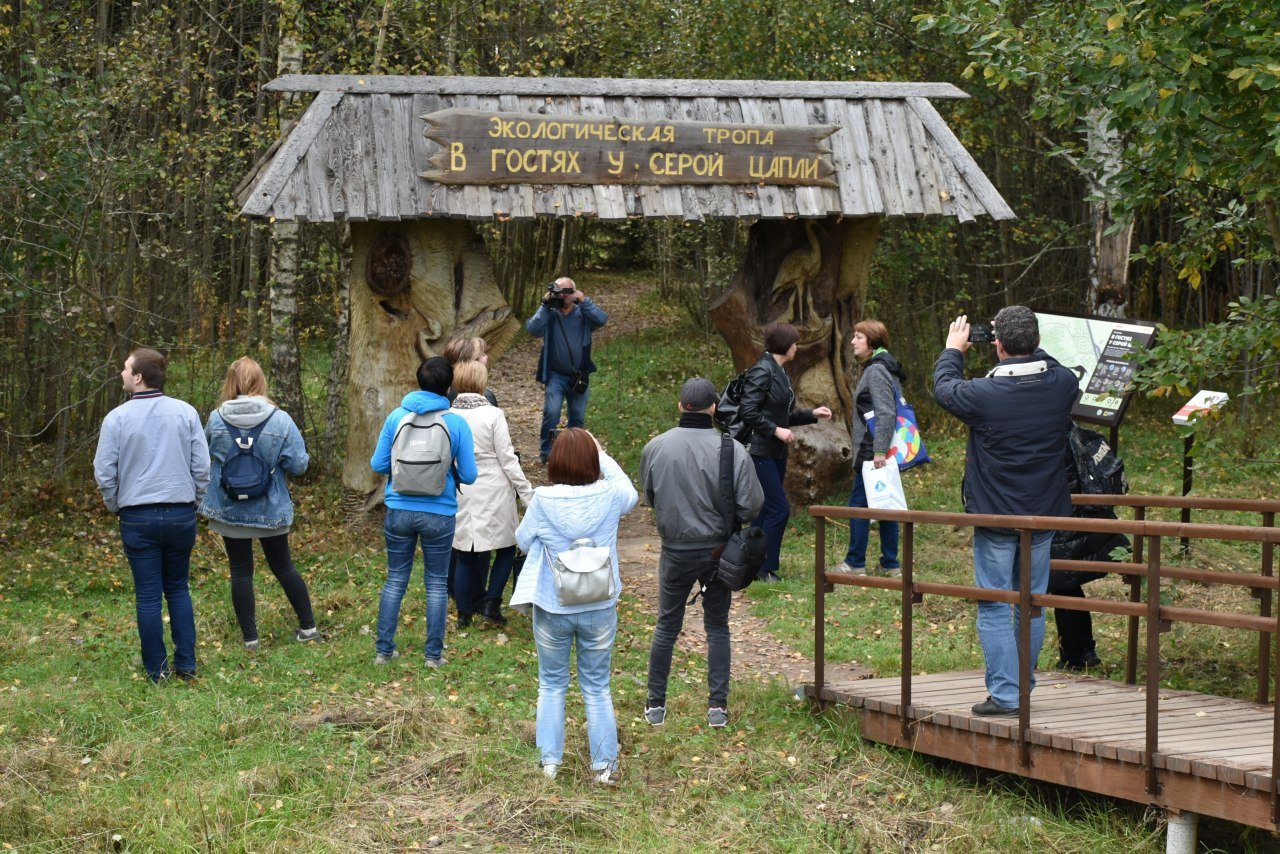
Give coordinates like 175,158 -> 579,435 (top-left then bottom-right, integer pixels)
806,670 -> 1279,830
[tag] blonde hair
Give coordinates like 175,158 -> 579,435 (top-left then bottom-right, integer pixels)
442,335 -> 487,365
219,357 -> 271,403
452,360 -> 488,395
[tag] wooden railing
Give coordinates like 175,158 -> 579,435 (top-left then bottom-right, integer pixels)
809,496 -> 1280,820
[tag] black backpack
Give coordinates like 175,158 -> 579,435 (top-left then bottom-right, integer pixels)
219,411 -> 276,502
714,370 -> 754,445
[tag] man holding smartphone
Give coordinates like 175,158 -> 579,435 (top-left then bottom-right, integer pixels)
932,307 -> 1079,717
526,277 -> 608,463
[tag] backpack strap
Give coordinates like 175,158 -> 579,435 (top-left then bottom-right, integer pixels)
224,408 -> 274,450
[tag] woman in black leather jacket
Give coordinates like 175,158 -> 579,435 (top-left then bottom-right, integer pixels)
738,322 -> 833,582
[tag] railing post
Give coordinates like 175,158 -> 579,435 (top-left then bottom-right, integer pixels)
901,521 -> 914,742
1145,535 -> 1162,796
815,515 -> 826,703
1259,511 -> 1275,705
1127,505 -> 1147,685
1018,526 -> 1033,770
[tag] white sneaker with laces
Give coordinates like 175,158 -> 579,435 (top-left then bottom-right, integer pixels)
542,763 -> 560,781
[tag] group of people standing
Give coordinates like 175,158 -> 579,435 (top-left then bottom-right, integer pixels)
91,297 -> 1085,783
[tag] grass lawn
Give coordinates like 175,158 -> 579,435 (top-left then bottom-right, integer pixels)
1,281 -> 1276,850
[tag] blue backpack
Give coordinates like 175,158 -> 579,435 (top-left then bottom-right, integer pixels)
219,410 -> 276,501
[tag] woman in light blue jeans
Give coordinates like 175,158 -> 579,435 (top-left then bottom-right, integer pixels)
511,429 -> 637,783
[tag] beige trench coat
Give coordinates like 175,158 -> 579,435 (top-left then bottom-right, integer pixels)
451,394 -> 534,551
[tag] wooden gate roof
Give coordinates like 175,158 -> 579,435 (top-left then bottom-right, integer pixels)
236,75 -> 1014,224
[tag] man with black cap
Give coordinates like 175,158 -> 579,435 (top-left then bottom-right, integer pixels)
639,377 -> 763,729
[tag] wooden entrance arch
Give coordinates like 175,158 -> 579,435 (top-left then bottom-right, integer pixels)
236,75 -> 1013,505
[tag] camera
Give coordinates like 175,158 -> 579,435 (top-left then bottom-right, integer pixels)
968,323 -> 995,344
543,282 -> 576,309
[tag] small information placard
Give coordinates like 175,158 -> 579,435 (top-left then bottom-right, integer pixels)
1172,390 -> 1229,425
1034,312 -> 1158,428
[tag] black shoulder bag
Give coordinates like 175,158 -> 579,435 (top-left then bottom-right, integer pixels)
707,434 -> 767,595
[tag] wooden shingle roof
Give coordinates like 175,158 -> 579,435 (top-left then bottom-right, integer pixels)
237,75 -> 1014,224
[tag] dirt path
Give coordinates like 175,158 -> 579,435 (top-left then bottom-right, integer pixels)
486,277 -> 868,688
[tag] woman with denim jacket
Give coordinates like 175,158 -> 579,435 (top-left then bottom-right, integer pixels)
510,429 -> 637,784
199,357 -> 317,650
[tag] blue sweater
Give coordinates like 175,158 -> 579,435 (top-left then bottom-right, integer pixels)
370,390 -> 478,515
526,299 -> 608,383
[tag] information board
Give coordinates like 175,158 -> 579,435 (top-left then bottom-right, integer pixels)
420,108 -> 838,186
1034,312 -> 1157,427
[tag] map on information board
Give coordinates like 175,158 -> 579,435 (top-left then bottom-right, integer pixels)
1034,312 -> 1157,427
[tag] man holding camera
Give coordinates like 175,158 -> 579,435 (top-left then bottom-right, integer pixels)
526,277 -> 608,463
933,307 -> 1079,717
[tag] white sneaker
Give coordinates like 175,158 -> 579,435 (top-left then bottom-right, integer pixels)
594,765 -> 619,786
244,639 -> 260,651
295,627 -> 320,643
542,763 -> 560,781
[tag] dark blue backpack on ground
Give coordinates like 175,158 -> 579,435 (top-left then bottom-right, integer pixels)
219,410 -> 276,502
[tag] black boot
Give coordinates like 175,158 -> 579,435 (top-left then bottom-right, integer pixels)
457,612 -> 472,630
480,597 -> 507,625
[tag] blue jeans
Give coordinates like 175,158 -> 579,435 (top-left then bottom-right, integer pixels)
540,371 -> 589,459
751,455 -> 789,577
531,605 -> 619,771
453,545 -> 516,614
118,504 -> 198,680
378,508 -> 455,661
974,527 -> 1054,708
843,470 -> 900,569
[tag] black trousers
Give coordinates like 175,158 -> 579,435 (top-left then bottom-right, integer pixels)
646,547 -> 731,709
224,534 -> 315,642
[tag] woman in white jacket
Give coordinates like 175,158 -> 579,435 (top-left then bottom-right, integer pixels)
450,361 -> 534,627
511,428 -> 637,784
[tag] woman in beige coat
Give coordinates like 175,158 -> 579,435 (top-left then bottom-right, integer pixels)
450,360 -> 534,626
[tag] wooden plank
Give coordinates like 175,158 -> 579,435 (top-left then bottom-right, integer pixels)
437,95 -> 468,220
243,90 -> 342,218
738,99 -> 786,218
496,95 -> 535,219
540,96 -> 595,218
863,99 -> 905,217
717,97 -> 761,218
370,93 -> 403,220
778,99 -> 826,217
577,96 -> 629,220
328,98 -> 357,220
843,101 -> 885,214
462,95 -> 498,219
903,102 -> 945,216
906,96 -> 1015,220
823,99 -> 867,216
666,96 -> 708,220
693,97 -> 739,219
391,94 -> 418,218
302,145 -> 333,222
882,101 -> 925,215
267,75 -> 972,101
757,99 -> 798,217
414,93 -> 447,216
633,97 -> 682,218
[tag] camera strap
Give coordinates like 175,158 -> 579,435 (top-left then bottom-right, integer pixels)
553,311 -> 581,374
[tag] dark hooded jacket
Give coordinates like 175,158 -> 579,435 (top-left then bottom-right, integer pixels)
738,352 -> 817,459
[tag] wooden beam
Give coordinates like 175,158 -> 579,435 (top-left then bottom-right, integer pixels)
906,96 -> 1016,221
242,90 -> 343,218
265,74 -> 971,100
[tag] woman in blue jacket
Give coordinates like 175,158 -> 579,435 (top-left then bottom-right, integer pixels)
199,357 -> 317,650
511,429 -> 637,784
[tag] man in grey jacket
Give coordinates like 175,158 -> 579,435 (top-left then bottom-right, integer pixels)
640,378 -> 763,728
94,347 -> 210,683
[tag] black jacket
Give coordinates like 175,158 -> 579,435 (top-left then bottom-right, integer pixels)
739,353 -> 817,459
933,348 -> 1079,518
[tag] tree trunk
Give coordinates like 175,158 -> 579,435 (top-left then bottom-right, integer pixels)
1083,108 -> 1133,318
323,225 -> 352,470
269,4 -> 305,425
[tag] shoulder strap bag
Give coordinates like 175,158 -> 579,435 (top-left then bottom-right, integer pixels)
546,538 -> 615,607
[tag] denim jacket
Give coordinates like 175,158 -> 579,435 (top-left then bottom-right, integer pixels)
198,396 -> 309,529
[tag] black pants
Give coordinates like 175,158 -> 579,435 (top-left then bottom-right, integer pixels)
224,534 -> 315,642
646,547 -> 731,709
1052,584 -> 1096,663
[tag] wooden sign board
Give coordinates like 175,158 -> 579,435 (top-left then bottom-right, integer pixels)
1035,311 -> 1158,428
420,108 -> 838,187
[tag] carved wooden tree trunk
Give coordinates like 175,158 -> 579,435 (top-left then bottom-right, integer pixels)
342,219 -> 520,515
710,215 -> 880,506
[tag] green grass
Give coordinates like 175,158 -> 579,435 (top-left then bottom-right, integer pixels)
3,276 -> 1279,850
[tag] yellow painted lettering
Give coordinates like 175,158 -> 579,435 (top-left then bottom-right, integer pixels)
488,117 -> 503,138
762,130 -> 774,146
606,151 -> 625,176
450,142 -> 467,172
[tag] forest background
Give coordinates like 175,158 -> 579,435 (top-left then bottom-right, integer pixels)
1,0 -> 1278,475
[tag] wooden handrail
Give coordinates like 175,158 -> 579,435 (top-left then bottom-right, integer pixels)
810,497 -> 1280,823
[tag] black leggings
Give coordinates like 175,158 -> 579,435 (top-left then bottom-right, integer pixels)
224,534 -> 315,642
